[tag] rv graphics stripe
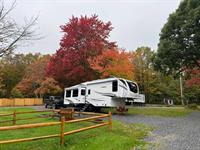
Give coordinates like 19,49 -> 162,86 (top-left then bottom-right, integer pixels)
94,91 -> 116,97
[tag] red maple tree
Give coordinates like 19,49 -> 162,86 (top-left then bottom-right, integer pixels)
46,15 -> 115,87
186,68 -> 200,87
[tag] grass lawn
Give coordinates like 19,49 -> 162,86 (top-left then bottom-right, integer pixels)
0,107 -> 53,126
103,107 -> 193,117
0,107 -> 151,150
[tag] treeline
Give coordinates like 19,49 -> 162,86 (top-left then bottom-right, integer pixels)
0,54 -> 62,98
0,46 -> 198,104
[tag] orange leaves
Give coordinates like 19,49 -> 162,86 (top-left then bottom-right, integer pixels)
16,55 -> 51,97
34,77 -> 62,97
90,48 -> 134,80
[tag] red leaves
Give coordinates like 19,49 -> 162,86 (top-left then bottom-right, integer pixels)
186,68 -> 200,87
60,15 -> 115,53
46,15 -> 115,87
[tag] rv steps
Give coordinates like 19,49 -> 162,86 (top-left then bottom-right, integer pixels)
80,104 -> 90,112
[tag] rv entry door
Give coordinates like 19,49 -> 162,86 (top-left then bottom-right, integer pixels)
80,88 -> 86,103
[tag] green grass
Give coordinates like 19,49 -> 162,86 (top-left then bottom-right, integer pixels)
0,107 -> 53,126
0,107 -> 151,150
103,107 -> 193,117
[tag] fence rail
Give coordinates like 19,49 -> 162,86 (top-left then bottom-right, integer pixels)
0,110 -> 112,145
0,110 -> 53,125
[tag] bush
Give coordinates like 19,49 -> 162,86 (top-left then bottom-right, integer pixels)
187,103 -> 198,110
11,88 -> 24,98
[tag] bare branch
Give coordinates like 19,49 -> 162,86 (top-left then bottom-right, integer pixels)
0,0 -> 39,57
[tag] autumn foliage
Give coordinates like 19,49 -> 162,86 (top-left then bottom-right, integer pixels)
89,48 -> 134,80
34,77 -> 62,97
16,55 -> 51,97
186,68 -> 200,87
46,15 -> 116,87
0,14 -> 198,104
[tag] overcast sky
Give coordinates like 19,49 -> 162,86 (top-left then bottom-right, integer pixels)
5,0 -> 181,54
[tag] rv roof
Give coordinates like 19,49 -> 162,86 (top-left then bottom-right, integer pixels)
65,84 -> 86,90
82,77 -> 135,85
64,77 -> 137,89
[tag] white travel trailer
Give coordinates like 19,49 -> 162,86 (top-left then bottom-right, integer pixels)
64,77 -> 145,111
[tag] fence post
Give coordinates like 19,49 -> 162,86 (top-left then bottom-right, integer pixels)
51,110 -> 55,119
108,111 -> 112,131
13,110 -> 16,125
60,116 -> 65,145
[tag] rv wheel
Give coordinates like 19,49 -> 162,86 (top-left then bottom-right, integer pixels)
45,104 -> 48,108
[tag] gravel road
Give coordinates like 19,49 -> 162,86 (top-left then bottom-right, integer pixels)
113,111 -> 200,150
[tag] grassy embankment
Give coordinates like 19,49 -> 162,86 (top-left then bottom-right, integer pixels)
0,107 -> 151,150
103,107 -> 194,117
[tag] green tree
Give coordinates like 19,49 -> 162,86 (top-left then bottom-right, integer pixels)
0,53 -> 39,97
0,73 -> 5,97
155,74 -> 180,104
132,47 -> 180,104
132,47 -> 155,103
155,0 -> 200,74
11,88 -> 23,98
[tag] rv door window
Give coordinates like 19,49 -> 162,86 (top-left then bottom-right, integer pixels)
72,89 -> 78,97
81,89 -> 86,95
112,80 -> 118,92
127,82 -> 138,93
88,89 -> 91,95
66,90 -> 71,97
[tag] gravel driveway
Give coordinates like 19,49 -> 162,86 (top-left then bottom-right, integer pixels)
113,111 -> 200,150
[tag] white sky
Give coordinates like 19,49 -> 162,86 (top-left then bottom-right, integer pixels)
5,0 -> 181,54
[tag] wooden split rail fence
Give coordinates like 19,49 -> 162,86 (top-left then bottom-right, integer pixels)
0,110 -> 54,125
0,110 -> 112,145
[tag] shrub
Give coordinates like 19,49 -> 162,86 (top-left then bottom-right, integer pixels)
11,88 -> 24,98
187,103 -> 198,110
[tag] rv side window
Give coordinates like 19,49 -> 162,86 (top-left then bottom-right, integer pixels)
127,82 -> 138,93
81,89 -> 86,95
88,89 -> 91,95
72,89 -> 78,97
66,90 -> 71,97
112,80 -> 118,92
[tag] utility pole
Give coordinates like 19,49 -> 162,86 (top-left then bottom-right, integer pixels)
179,73 -> 184,105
